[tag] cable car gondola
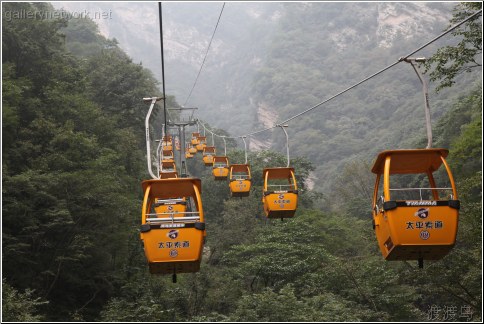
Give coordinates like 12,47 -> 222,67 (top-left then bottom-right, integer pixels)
160,161 -> 178,179
162,135 -> 173,151
191,132 -> 201,146
202,146 -> 216,166
262,167 -> 298,219
186,150 -> 194,159
188,144 -> 197,154
262,125 -> 298,219
159,171 -> 178,179
229,164 -> 251,197
162,149 -> 174,163
371,57 -> 460,268
154,197 -> 186,218
196,136 -> 207,152
183,142 -> 192,159
371,149 -> 459,267
140,178 -> 206,276
212,156 -> 229,180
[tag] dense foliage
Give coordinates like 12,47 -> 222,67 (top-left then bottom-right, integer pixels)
247,2 -> 481,194
2,2 -> 481,322
424,2 -> 482,91
2,2 -> 159,320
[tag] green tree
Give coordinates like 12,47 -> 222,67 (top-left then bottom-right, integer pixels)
424,2 -> 482,91
2,2 -> 159,320
330,160 -> 374,218
231,285 -> 320,322
2,278 -> 48,321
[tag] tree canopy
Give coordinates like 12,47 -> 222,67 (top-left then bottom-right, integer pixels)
424,2 -> 482,91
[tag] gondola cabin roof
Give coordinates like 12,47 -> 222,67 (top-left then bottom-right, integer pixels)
213,156 -> 229,163
263,167 -> 295,179
142,178 -> 202,199
371,149 -> 449,175
203,146 -> 216,154
231,164 -> 250,172
159,172 -> 178,179
162,161 -> 176,167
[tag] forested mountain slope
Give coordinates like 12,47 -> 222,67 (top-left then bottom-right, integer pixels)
51,2 -> 479,194
2,2 -> 161,320
52,1 -> 281,137
247,2 -> 481,193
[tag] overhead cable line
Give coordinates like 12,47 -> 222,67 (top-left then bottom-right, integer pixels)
196,9 -> 482,140
158,2 -> 167,132
279,8 -> 482,126
183,2 -> 226,107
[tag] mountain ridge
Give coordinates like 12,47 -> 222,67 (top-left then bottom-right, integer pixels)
51,1 -> 478,193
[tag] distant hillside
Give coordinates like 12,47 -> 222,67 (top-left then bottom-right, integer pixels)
246,2 -> 480,192
51,1 -> 281,137
51,1 -> 480,193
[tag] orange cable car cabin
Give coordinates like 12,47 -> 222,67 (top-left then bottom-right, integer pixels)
161,160 -> 176,171
262,167 -> 298,219
162,135 -> 173,151
140,178 -> 206,276
162,149 -> 174,163
188,144 -> 197,154
185,150 -> 194,159
229,164 -> 251,197
196,136 -> 207,152
202,146 -> 216,166
212,156 -> 229,180
153,197 -> 187,219
160,161 -> 178,179
371,149 -> 459,267
191,132 -> 201,146
159,171 -> 179,179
